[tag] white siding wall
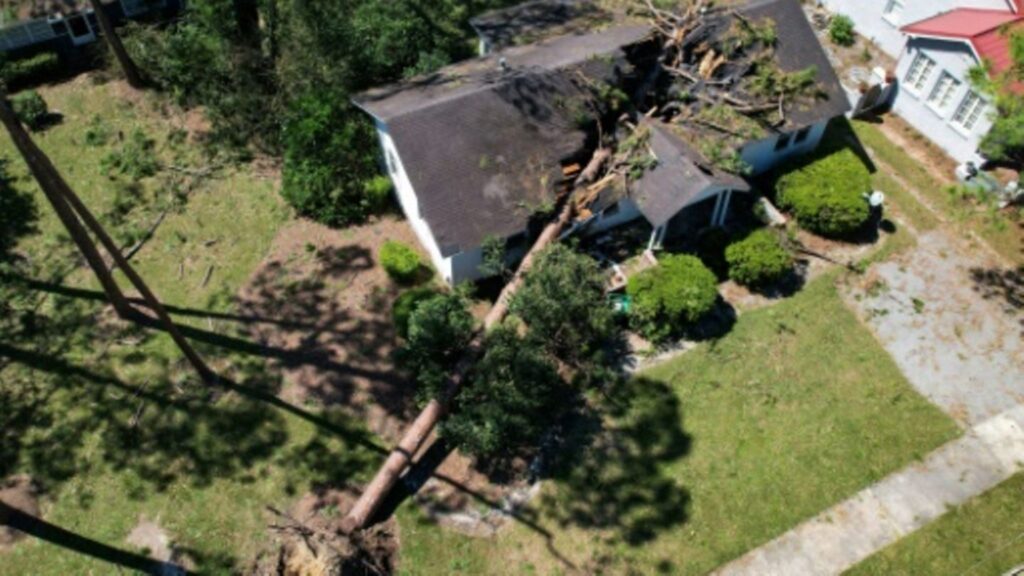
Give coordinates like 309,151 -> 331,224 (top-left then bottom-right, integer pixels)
741,120 -> 829,175
375,123 -> 454,282
818,0 -> 1013,57
892,39 -> 993,164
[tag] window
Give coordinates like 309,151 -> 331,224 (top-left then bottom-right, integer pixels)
883,0 -> 905,24
904,53 -> 936,93
774,133 -> 792,151
386,149 -> 399,175
602,202 -> 620,219
794,126 -> 812,144
952,91 -> 986,131
927,72 -> 961,111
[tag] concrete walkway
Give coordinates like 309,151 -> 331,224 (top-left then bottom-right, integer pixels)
712,404 -> 1024,576
842,231 -> 1024,427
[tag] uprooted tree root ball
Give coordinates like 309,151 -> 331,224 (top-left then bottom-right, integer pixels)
249,489 -> 399,576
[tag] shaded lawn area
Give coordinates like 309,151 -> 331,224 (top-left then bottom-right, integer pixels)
395,275 -> 959,575
851,119 -> 1023,266
0,77 -> 379,574
846,473 -> 1024,576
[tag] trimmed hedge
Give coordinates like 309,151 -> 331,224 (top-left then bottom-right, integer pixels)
777,149 -> 871,237
725,229 -> 794,287
11,90 -> 48,131
627,254 -> 719,343
380,240 -> 421,284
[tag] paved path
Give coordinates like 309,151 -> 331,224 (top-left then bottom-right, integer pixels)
843,230 -> 1024,426
712,404 -> 1024,576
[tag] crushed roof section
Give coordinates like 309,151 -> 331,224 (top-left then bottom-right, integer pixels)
741,0 -> 851,128
632,121 -> 750,227
354,26 -> 652,256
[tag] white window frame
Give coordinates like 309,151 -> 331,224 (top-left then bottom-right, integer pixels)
951,91 -> 987,134
926,71 -> 961,114
904,53 -> 936,96
883,0 -> 905,25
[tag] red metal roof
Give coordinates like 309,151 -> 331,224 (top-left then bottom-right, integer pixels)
902,8 -> 1024,74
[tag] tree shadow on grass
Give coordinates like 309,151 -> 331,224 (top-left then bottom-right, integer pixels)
0,157 -> 38,262
0,502 -> 195,576
538,376 -> 691,574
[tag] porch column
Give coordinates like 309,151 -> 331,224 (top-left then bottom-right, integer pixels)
647,225 -> 666,251
710,191 -> 725,227
714,190 -> 733,227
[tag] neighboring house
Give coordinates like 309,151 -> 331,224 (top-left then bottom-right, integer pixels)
0,0 -> 180,60
820,0 -> 1024,165
354,0 -> 849,285
818,0 -> 1022,58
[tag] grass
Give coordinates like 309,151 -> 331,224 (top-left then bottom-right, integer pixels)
397,274 -> 959,575
852,119 -> 1023,266
846,473 -> 1024,576
0,77 -> 384,574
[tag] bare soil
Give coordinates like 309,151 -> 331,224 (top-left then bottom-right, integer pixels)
236,216 -> 425,442
0,475 -> 39,552
235,216 -> 512,528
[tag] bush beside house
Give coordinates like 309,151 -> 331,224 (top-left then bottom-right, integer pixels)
777,149 -> 871,237
380,240 -> 422,284
725,229 -> 794,288
627,254 -> 719,343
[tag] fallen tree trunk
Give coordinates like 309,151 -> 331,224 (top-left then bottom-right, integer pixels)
341,192 -> 579,534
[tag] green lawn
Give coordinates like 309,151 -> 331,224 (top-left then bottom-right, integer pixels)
0,79 -> 381,574
847,473 -> 1024,576
852,120 -> 1023,266
396,274 -> 959,575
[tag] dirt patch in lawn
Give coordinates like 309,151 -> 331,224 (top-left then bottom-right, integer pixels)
0,475 -> 40,552
235,216 -> 428,442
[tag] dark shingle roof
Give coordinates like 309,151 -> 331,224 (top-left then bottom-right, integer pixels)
632,121 -> 751,227
469,0 -> 613,52
353,26 -> 652,256
743,0 -> 851,127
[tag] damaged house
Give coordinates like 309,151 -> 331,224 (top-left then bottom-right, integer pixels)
353,0 -> 850,285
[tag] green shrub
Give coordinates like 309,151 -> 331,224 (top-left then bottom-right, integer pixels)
392,286 -> 440,338
281,92 -> 381,226
363,175 -> 393,213
829,15 -> 856,47
627,254 -> 719,343
725,229 -> 794,287
777,149 -> 871,237
11,91 -> 49,131
380,240 -> 421,284
101,129 -> 159,180
0,52 -> 61,89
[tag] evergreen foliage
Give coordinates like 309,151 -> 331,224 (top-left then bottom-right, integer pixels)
399,291 -> 476,399
725,228 -> 793,287
777,149 -> 871,237
441,323 -> 564,458
627,254 -> 719,343
509,244 -> 617,370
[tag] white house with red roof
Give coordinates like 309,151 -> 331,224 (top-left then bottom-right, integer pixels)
821,0 -> 1024,165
